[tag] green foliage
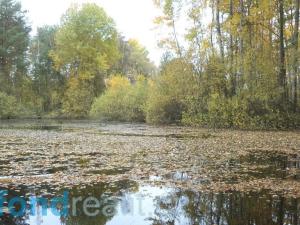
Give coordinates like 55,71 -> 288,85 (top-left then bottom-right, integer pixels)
63,78 -> 94,118
146,94 -> 182,124
51,3 -> 119,79
30,25 -> 65,113
50,3 -> 120,117
145,59 -> 196,124
0,0 -> 31,96
90,75 -> 148,122
0,0 -> 298,130
112,38 -> 156,77
0,92 -> 19,119
183,92 -> 300,129
126,39 -> 156,76
154,0 -> 300,129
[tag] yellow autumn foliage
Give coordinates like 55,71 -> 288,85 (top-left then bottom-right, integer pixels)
90,75 -> 148,122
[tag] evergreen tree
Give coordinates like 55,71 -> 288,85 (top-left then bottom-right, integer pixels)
30,25 -> 65,112
0,0 -> 31,97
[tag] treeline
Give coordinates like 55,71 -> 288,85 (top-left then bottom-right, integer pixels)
92,0 -> 300,129
1,0 -> 300,129
150,0 -> 300,129
0,0 -> 156,118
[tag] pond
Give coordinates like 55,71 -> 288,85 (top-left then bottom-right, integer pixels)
0,120 -> 299,225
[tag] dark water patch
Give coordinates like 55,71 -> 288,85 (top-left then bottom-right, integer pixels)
232,151 -> 300,180
164,171 -> 190,181
86,152 -> 103,157
22,125 -> 62,131
14,156 -> 32,162
94,131 -> 215,139
0,123 -> 63,131
86,167 -> 132,175
45,166 -> 69,174
27,125 -> 63,131
3,142 -> 25,146
0,159 -> 10,164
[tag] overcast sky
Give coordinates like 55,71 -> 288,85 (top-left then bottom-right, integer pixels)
20,0 -> 164,65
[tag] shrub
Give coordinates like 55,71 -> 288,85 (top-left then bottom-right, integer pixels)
63,78 -> 94,118
90,75 -> 148,122
145,59 -> 196,124
146,94 -> 183,124
0,92 -> 20,119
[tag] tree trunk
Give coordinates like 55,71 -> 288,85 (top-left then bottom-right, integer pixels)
247,0 -> 255,91
229,0 -> 236,95
171,19 -> 182,58
279,0 -> 287,106
211,1 -> 215,53
216,0 -> 224,61
293,0 -> 299,112
239,0 -> 245,89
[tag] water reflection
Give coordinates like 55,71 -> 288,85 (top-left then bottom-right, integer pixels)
0,120 -> 63,131
237,151 -> 300,180
1,180 -> 300,225
151,189 -> 300,225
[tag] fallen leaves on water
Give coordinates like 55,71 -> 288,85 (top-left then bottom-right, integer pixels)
0,122 -> 299,197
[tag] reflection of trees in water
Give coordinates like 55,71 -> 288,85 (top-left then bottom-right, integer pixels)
2,182 -> 300,225
0,216 -> 29,225
0,187 -> 29,225
65,180 -> 138,225
0,180 -> 138,225
151,189 -> 300,225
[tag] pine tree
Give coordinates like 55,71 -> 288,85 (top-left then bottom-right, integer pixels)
0,0 -> 31,96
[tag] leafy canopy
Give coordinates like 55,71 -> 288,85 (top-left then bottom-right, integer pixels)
50,3 -> 119,80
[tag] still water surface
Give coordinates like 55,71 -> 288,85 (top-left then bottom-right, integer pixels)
1,180 -> 300,225
0,120 -> 299,225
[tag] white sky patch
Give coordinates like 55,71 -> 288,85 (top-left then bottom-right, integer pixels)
20,0 -> 165,65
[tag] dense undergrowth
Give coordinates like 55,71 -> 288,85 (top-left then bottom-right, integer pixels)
89,59 -> 300,129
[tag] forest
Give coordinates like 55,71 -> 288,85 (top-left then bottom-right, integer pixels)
0,0 -> 300,129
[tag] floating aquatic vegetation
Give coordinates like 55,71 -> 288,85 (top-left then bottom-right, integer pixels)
0,120 -> 298,198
